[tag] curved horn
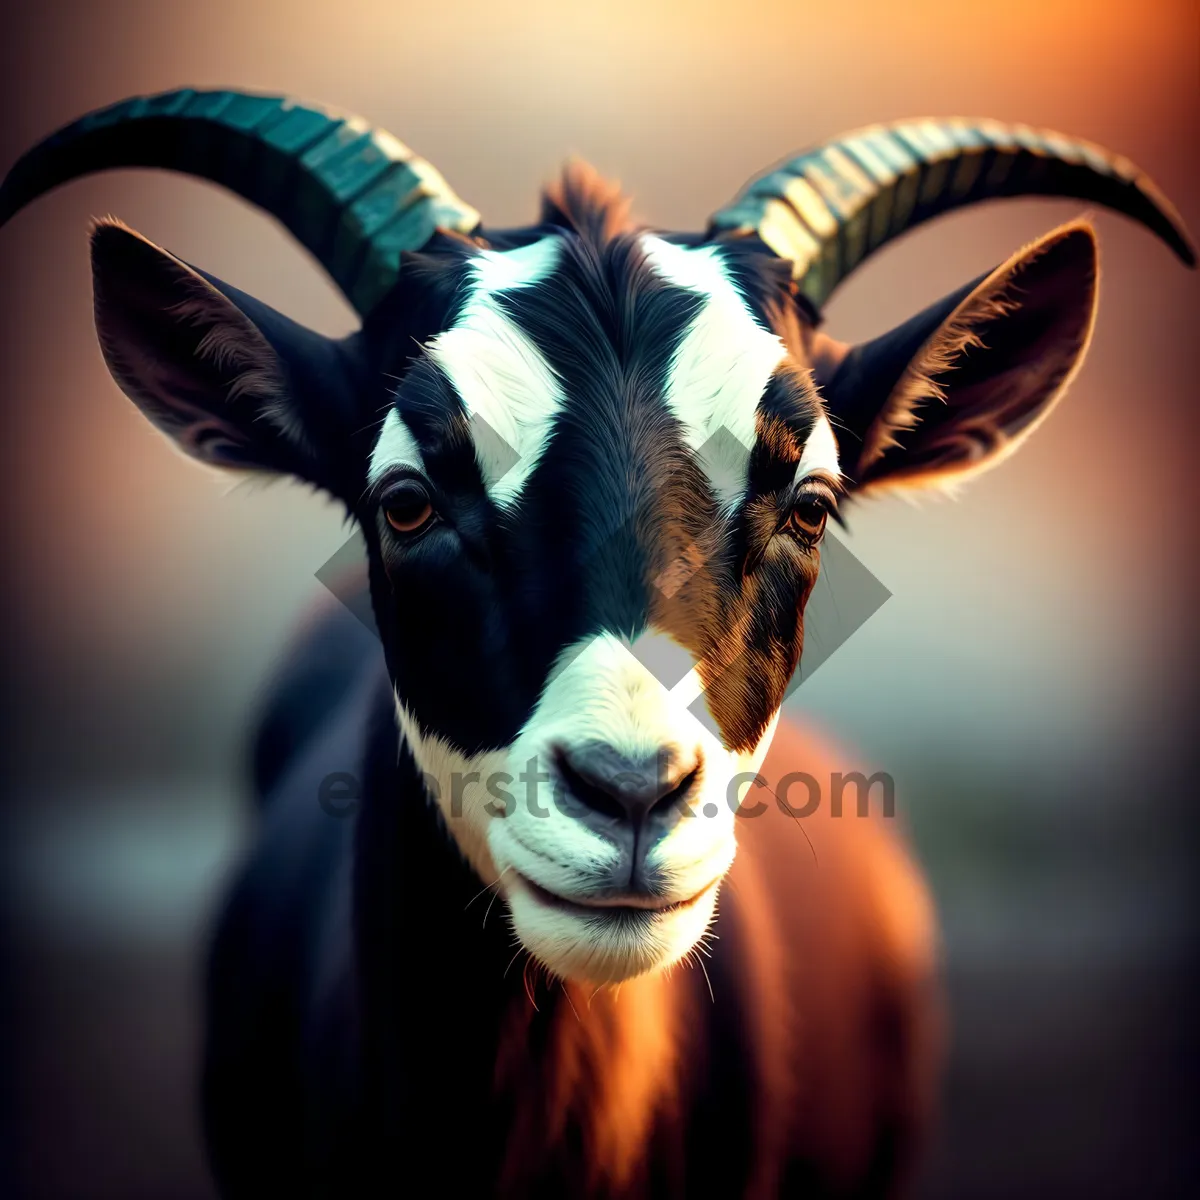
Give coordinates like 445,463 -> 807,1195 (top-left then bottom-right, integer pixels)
0,88 -> 480,316
709,118 -> 1196,310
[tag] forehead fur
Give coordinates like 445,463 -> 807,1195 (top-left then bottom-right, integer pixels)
640,235 -> 790,506
364,163 -> 841,761
370,163 -> 837,508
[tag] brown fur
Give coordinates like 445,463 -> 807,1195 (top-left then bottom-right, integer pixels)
542,160 -> 640,244
492,720 -> 941,1198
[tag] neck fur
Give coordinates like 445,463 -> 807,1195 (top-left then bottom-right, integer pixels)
350,682 -> 691,1194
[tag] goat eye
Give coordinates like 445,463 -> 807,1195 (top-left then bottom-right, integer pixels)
383,480 -> 435,535
786,497 -> 828,542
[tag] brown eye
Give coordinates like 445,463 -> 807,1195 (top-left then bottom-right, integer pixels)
383,480 -> 435,535
787,497 -> 828,541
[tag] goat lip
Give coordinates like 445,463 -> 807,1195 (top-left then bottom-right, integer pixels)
513,873 -> 719,917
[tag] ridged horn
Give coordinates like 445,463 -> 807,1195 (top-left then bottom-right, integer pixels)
710,118 -> 1196,310
0,88 -> 480,316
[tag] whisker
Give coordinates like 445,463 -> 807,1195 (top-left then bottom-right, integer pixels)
482,885 -> 504,929
765,778 -> 820,866
561,981 -> 583,1024
523,957 -> 540,1011
465,865 -> 512,912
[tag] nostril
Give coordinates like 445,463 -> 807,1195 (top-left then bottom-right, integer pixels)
552,747 -> 629,821
552,742 -> 703,825
649,761 -> 701,818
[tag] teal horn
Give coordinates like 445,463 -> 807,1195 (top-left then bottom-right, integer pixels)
710,118 -> 1197,311
0,88 -> 481,316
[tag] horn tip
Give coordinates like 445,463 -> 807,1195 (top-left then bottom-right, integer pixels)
1130,171 -> 1197,268
1173,229 -> 1197,269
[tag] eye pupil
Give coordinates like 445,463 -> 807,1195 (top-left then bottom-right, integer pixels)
383,481 -> 434,534
788,497 -> 829,540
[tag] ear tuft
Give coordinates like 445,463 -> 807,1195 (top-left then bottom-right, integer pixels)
861,270 -> 1022,477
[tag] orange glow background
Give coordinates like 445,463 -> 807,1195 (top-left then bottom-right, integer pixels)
1,2 -> 1196,1197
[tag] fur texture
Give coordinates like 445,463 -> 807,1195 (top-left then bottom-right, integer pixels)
77,163 -> 1108,1198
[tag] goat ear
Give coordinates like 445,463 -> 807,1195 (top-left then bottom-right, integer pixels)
90,219 -> 352,486
815,221 -> 1099,494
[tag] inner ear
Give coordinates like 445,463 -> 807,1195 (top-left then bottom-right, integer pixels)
813,221 -> 1100,495
91,219 -> 311,474
864,222 -> 1098,487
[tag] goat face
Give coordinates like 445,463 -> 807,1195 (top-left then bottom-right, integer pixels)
78,205 -> 1111,987
78,210 -> 1114,987
364,231 -> 841,983
9,92 -> 1190,984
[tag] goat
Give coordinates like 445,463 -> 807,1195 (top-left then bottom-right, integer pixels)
1,90 -> 1193,1198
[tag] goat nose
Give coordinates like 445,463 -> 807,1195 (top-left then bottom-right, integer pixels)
552,742 -> 701,825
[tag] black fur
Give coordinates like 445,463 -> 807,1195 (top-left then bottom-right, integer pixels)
126,169 -> 939,1197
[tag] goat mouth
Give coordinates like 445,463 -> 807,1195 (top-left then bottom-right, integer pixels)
513,873 -> 719,920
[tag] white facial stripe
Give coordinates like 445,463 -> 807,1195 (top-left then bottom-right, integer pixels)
368,407 -> 425,484
426,238 -> 564,506
641,235 -> 788,507
796,414 -> 841,481
366,238 -> 564,502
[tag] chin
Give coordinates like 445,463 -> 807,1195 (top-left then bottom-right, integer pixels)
505,873 -> 724,986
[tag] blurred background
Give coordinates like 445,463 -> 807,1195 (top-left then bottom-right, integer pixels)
0,1 -> 1196,1196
